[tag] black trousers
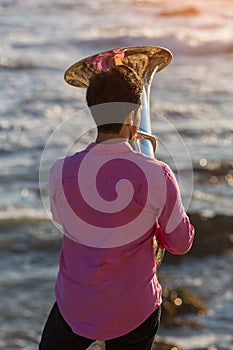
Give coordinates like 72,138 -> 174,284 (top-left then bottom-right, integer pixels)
39,302 -> 161,350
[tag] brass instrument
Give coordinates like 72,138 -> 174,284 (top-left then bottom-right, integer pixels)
64,46 -> 172,266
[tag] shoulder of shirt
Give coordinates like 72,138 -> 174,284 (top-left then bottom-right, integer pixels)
48,149 -> 87,175
133,151 -> 176,181
49,157 -> 65,173
48,148 -> 174,180
133,151 -> 170,169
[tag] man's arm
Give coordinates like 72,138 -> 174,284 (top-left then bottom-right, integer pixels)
157,164 -> 194,255
48,160 -> 63,226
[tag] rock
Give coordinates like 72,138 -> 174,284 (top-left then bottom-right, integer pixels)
88,339 -> 183,350
152,337 -> 183,350
162,212 -> 233,263
188,213 -> 233,257
161,286 -> 207,329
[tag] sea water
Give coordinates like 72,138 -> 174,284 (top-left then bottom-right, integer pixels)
0,0 -> 233,349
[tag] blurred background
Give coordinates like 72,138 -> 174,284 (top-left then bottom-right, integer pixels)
0,0 -> 232,349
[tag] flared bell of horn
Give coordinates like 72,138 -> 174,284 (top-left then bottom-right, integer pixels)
64,46 -> 172,88
64,46 -> 173,267
64,45 -> 172,158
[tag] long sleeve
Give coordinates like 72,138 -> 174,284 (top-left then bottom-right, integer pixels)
157,164 -> 194,255
48,160 -> 63,226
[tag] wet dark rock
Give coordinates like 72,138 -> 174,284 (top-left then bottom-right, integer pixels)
162,213 -> 233,264
161,286 -> 207,329
193,158 -> 233,185
188,213 -> 233,256
91,338 -> 183,350
194,158 -> 233,176
152,337 -> 183,350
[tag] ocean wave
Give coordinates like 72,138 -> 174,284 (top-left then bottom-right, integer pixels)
193,158 -> 233,176
0,57 -> 38,70
76,33 -> 233,57
0,209 -> 61,252
0,57 -> 61,71
192,158 -> 233,190
150,33 -> 233,56
0,209 -> 49,226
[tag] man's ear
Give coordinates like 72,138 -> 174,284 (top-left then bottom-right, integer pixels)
125,110 -> 135,126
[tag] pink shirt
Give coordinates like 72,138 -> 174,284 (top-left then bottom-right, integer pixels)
49,141 -> 194,340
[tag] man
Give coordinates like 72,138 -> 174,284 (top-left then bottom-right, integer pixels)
39,67 -> 194,350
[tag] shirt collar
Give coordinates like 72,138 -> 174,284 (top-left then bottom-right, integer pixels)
85,141 -> 133,154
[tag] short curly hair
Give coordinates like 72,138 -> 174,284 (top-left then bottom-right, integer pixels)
86,66 -> 143,134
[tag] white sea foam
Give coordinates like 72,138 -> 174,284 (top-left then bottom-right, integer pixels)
0,208 -> 49,222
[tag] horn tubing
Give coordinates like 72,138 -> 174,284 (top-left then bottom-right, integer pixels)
137,80 -> 165,267
137,84 -> 155,157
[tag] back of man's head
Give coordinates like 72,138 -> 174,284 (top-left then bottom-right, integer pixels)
86,66 -> 143,134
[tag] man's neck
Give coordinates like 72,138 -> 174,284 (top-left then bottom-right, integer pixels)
95,126 -> 130,144
95,133 -> 128,144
